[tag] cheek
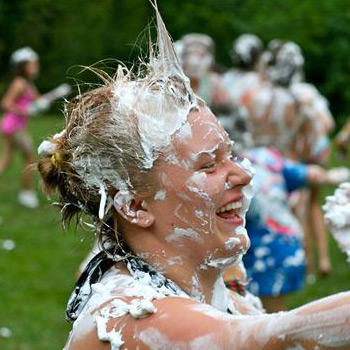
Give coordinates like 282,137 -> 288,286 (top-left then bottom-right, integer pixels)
186,172 -> 225,206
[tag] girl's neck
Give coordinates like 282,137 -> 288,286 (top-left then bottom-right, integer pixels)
128,233 -> 222,305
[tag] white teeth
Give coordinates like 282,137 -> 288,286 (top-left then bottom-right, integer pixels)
216,201 -> 242,213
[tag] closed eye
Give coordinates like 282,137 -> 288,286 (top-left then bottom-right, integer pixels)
200,161 -> 217,172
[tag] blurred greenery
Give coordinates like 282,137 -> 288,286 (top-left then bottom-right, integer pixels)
0,1 -> 350,348
1,0 -> 350,127
0,113 -> 92,350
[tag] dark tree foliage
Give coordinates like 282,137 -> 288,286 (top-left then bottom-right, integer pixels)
1,0 -> 350,127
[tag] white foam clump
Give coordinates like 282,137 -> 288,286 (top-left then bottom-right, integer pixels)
37,129 -> 66,157
225,236 -> 241,250
323,182 -> 350,260
112,64 -> 196,170
225,226 -> 247,250
189,172 -> 207,186
204,253 -> 244,270
236,157 -> 254,224
113,190 -> 136,218
191,273 -> 205,303
68,267 -> 173,350
129,299 -> 157,318
0,327 -> 12,338
210,276 -> 230,313
166,227 -> 204,244
154,190 -> 166,201
1,239 -> 16,251
96,314 -> 125,350
176,121 -> 193,141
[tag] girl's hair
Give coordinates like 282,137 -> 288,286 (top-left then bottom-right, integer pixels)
264,41 -> 304,87
10,47 -> 39,78
14,61 -> 30,78
37,3 -> 197,251
231,34 -> 263,71
38,84 -> 162,249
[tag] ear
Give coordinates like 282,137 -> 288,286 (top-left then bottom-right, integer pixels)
113,190 -> 154,228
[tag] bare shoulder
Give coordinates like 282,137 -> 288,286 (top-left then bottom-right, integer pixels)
11,76 -> 28,90
4,76 -> 28,97
65,295 -> 239,350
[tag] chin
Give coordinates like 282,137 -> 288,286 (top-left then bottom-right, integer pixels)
205,250 -> 245,269
202,233 -> 250,270
217,224 -> 250,252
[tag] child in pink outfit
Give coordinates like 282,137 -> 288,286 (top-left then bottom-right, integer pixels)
0,47 -> 40,208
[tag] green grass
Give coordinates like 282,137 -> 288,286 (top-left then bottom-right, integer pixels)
0,114 -> 349,349
0,114 -> 92,350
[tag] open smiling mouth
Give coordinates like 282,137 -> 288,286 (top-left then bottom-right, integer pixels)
216,201 -> 244,226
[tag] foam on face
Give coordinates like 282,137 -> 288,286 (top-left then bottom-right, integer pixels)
198,157 -> 253,269
154,190 -> 167,201
166,227 -> 204,244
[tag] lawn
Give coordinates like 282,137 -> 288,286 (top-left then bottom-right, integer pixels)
0,113 -> 349,350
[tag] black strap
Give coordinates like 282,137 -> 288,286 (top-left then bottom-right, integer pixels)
66,249 -> 116,322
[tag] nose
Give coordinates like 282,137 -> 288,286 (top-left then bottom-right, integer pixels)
226,160 -> 252,188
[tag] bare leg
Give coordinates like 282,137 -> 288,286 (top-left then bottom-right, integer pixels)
21,153 -> 35,190
14,130 -> 39,208
310,185 -> 331,275
15,130 -> 35,191
293,190 -> 316,279
260,295 -> 287,313
0,136 -> 14,176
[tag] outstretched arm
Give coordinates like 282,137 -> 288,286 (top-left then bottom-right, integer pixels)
307,165 -> 350,186
27,83 -> 71,115
66,292 -> 350,350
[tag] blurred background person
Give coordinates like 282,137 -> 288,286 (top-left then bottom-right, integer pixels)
0,47 -> 41,208
336,117 -> 350,158
239,40 -> 340,279
222,33 -> 264,110
0,47 -> 71,209
180,33 -> 229,114
288,42 -> 336,278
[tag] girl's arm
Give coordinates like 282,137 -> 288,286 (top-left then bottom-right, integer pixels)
1,77 -> 28,115
307,164 -> 349,186
66,291 -> 350,350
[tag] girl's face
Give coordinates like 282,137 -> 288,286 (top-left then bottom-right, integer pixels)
24,60 -> 39,79
147,106 -> 252,268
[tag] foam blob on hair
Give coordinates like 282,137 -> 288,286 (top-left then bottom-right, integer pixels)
112,3 -> 197,170
37,1 -> 199,229
70,1 -> 197,194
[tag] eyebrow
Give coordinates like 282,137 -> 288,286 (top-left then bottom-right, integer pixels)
191,141 -> 232,162
190,148 -> 218,162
